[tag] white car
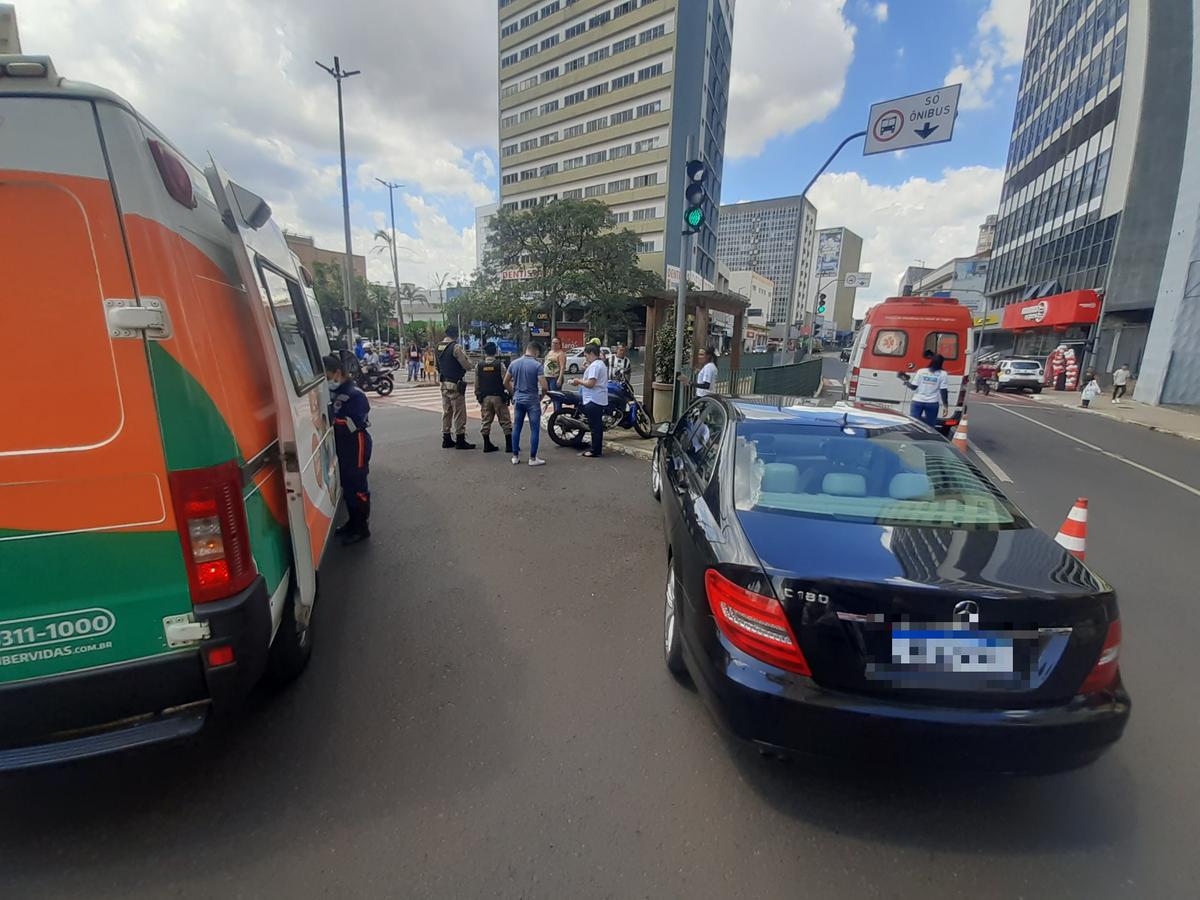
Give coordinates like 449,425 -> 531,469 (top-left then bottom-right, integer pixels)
565,346 -> 610,374
996,358 -> 1045,393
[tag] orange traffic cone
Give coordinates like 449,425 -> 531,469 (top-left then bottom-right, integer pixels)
951,417 -> 969,454
1054,498 -> 1088,560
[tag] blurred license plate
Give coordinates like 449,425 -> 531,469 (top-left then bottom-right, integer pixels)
891,629 -> 1014,673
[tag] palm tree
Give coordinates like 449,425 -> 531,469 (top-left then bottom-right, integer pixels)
395,283 -> 428,334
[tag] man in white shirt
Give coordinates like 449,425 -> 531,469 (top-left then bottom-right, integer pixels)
899,354 -> 949,428
1111,363 -> 1130,403
694,348 -> 719,397
609,344 -> 632,381
571,344 -> 609,458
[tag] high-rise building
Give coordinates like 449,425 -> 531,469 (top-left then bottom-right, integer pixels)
984,0 -> 1192,386
283,232 -> 366,280
475,202 -> 499,270
715,195 -> 818,340
496,0 -> 734,287
809,226 -> 863,338
975,214 -> 997,256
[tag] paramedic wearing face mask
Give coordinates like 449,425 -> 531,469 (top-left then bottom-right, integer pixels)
324,354 -> 373,545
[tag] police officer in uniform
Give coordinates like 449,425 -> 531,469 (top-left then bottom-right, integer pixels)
436,324 -> 475,449
324,354 -> 372,545
474,342 -> 513,454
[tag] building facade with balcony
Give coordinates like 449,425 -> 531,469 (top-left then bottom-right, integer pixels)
496,0 -> 734,287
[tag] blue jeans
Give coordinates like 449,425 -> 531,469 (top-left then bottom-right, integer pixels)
513,400 -> 541,458
546,376 -> 561,411
910,400 -> 940,427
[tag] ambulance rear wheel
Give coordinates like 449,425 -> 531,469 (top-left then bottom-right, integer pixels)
267,575 -> 314,686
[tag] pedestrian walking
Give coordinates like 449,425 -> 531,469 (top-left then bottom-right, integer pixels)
475,342 -> 513,454
323,354 -> 372,544
436,324 -> 475,449
1080,375 -> 1101,408
544,336 -> 567,412
1112,363 -> 1130,403
609,344 -> 632,382
899,353 -> 948,428
407,343 -> 421,381
694,347 -> 719,397
505,342 -> 547,466
571,344 -> 608,458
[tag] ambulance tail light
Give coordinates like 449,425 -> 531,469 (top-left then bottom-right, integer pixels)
848,366 -> 860,398
169,462 -> 256,605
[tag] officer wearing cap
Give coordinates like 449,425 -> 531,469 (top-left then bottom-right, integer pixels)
436,324 -> 475,450
474,342 -> 513,454
323,354 -> 372,544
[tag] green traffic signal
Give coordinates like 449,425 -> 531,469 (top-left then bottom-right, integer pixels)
816,301 -> 827,314
685,207 -> 704,230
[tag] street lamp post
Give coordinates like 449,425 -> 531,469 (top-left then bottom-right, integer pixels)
375,178 -> 406,341
316,55 -> 361,351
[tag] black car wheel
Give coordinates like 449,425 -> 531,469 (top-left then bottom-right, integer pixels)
546,410 -> 586,447
664,558 -> 688,680
651,444 -> 662,501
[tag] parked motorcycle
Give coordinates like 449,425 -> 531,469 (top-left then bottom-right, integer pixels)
545,375 -> 653,447
356,365 -> 394,396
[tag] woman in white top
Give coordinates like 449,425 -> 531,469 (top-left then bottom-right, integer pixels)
899,353 -> 949,428
694,348 -> 719,398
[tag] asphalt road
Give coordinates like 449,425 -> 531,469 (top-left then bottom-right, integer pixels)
1,393 -> 1196,898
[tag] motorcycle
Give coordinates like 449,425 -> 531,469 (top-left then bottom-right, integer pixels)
356,364 -> 394,397
545,374 -> 653,447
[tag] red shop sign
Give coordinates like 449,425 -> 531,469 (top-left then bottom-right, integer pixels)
1002,290 -> 1101,331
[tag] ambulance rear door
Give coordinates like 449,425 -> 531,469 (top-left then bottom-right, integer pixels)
203,160 -> 337,619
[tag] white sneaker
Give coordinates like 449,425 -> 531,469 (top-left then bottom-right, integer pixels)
528,457 -> 546,467
511,455 -> 520,465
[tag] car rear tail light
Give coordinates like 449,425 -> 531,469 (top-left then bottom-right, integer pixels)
847,366 -> 860,398
169,461 -> 256,605
206,645 -> 236,667
1079,619 -> 1121,695
705,569 -> 811,675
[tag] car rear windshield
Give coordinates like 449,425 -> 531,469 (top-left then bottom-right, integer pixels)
732,424 -> 1029,529
1009,361 -> 1040,370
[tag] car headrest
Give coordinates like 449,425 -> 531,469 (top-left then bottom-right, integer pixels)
889,473 -> 933,500
822,473 -> 867,497
761,463 -> 799,494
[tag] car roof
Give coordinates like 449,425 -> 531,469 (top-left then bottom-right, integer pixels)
725,398 -> 922,431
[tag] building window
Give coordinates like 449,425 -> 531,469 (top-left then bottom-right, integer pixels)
541,1 -> 560,17
610,108 -> 634,125
638,63 -> 664,81
633,172 -> 658,188
612,211 -> 630,223
586,115 -> 608,132
519,75 -> 538,90
541,66 -> 560,82
613,36 -> 636,54
519,138 -> 537,151
540,163 -> 559,176
587,83 -> 609,99
520,12 -> 538,27
636,100 -> 662,117
502,201 -> 518,211
519,44 -> 539,60
637,240 -> 656,253
563,156 -> 584,170
608,178 -> 631,192
585,150 -> 607,165
611,73 -> 634,90
565,56 -> 585,72
520,168 -> 538,181
501,83 -> 519,98
587,47 -> 609,64
502,173 -> 519,185
501,144 -> 519,157
634,137 -> 658,153
563,188 -> 583,199
610,143 -> 632,158
539,131 -> 560,145
566,22 -> 586,40
639,24 -> 665,43
613,0 -> 635,17
632,206 -> 656,220
541,35 -> 559,51
585,184 -> 606,198
520,198 -> 538,209
589,11 -> 611,28
501,53 -> 518,68
502,23 -> 519,38
541,99 -> 560,115
519,108 -> 538,122
564,123 -> 585,138
564,90 -> 585,106
501,114 -> 518,128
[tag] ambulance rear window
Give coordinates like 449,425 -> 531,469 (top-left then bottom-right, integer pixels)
924,332 -> 960,360
872,329 -> 907,357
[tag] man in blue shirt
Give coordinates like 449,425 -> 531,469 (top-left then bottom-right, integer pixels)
504,342 -> 547,466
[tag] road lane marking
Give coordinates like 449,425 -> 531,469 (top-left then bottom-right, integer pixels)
992,404 -> 1200,499
969,442 -> 1012,482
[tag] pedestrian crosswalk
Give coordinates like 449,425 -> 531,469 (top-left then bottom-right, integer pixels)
373,388 -> 483,421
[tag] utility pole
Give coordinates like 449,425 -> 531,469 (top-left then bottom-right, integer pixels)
375,178 -> 406,341
316,56 -> 361,351
673,136 -> 698,416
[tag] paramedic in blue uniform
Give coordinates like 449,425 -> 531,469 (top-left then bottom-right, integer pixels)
324,354 -> 372,545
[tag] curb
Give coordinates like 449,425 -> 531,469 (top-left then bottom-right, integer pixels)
605,439 -> 654,461
1028,395 -> 1200,442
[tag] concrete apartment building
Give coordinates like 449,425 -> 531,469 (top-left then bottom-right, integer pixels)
983,0 -> 1200,402
726,269 -> 774,351
809,226 -> 863,339
475,202 -> 499,270
716,195 -> 818,344
283,232 -> 366,280
496,0 -> 734,288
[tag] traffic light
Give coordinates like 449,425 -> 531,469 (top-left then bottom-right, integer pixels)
684,159 -> 707,233
816,294 -> 827,315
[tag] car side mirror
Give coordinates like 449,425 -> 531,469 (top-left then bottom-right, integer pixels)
652,421 -> 672,439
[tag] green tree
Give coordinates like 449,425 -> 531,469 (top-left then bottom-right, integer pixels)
311,261 -> 373,342
653,306 -> 692,384
579,230 -> 660,343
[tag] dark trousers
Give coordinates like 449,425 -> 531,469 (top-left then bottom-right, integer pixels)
583,401 -> 605,456
1113,383 -> 1127,400
910,400 -> 940,428
338,432 -> 372,534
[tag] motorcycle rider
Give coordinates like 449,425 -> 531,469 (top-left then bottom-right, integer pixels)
475,342 -> 513,455
436,324 -> 475,450
323,354 -> 372,545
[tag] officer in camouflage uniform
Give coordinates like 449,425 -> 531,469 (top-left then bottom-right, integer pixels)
474,342 -> 513,454
436,324 -> 475,450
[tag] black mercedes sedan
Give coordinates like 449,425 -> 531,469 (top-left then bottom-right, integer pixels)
651,398 -> 1129,773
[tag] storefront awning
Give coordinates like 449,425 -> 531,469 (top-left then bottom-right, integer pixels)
1001,290 -> 1101,331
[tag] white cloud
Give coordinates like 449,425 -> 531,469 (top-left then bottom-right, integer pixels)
945,0 -> 1030,110
727,0 -> 856,158
807,166 -> 1004,316
871,3 -> 889,23
22,0 -> 495,288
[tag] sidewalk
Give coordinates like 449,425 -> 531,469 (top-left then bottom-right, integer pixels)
1029,389 -> 1200,441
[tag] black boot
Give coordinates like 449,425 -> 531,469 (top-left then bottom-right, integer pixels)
335,518 -> 355,536
342,500 -> 370,545
504,434 -> 513,454
482,434 -> 499,453
455,434 -> 476,450
442,432 -> 454,449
